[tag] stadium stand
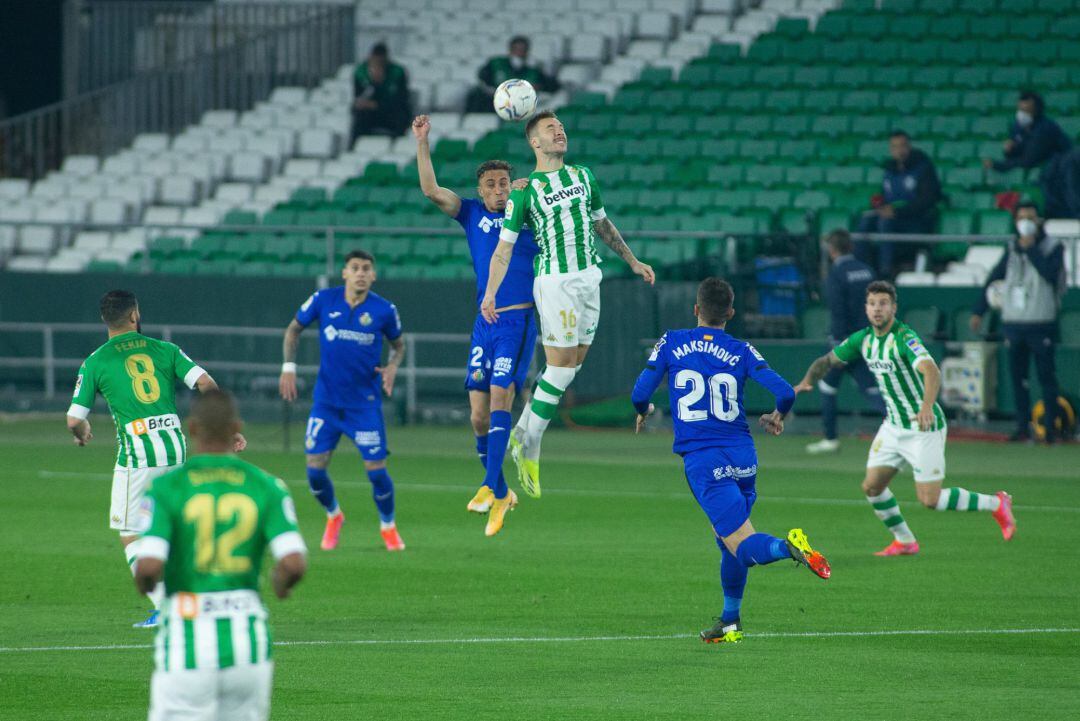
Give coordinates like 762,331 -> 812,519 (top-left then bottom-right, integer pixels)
3,0 -> 1080,295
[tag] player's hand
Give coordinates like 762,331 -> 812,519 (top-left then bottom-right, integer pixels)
412,115 -> 430,142
916,407 -> 935,432
793,379 -> 814,394
758,411 -> 785,436
376,365 -> 398,397
510,177 -> 528,191
279,372 -> 298,402
232,433 -> 248,452
968,314 -> 983,333
635,403 -> 655,434
73,423 -> 93,446
481,294 -> 499,323
631,260 -> 656,286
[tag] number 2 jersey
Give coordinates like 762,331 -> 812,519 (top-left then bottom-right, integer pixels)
632,327 -> 796,455
68,331 -> 207,469
139,454 -> 306,672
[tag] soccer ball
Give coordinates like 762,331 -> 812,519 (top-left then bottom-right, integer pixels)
493,79 -> 537,122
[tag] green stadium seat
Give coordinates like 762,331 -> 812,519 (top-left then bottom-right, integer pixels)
875,67 -> 913,89
738,140 -> 778,159
800,306 -> 830,339
774,17 -> 810,38
191,235 -> 224,257
87,259 -> 123,273
716,188 -> 754,210
833,67 -> 871,88
732,115 -> 773,137
786,167 -> 826,186
825,166 -> 867,187
851,115 -> 891,138
765,92 -> 803,114
655,115 -> 694,137
262,209 -> 297,226
1049,15 -> 1080,40
976,210 -> 1013,235
746,37 -> 785,64
678,64 -> 713,87
882,91 -> 920,114
903,307 -> 942,340
908,66 -> 951,89
920,0 -> 959,14
929,15 -> 968,39
777,140 -> 817,162
822,41 -> 861,64
971,116 -> 1007,139
894,16 -> 930,39
694,116 -> 734,135
803,90 -> 841,109
921,91 -> 961,113
713,214 -> 761,235
778,208 -> 812,234
745,165 -> 786,188
959,0 -> 1000,17
931,116 -> 970,139
819,208 -> 855,232
1031,67 -> 1069,91
708,43 -> 742,60
752,190 -> 792,211
638,66 -> 673,87
946,167 -> 986,190
961,91 -> 1000,114
812,116 -> 851,138
939,209 -> 975,234
1047,91 -> 1080,114
814,14 -> 850,39
675,189 -> 715,214
791,66 -> 832,88
840,91 -> 881,112
290,187 -> 327,207
842,0 -> 877,12
938,141 -> 977,164
629,164 -> 668,186
752,67 -> 792,88
222,210 -> 258,226
707,165 -> 745,187
363,162 -> 399,184
857,140 -> 886,163
793,191 -> 832,211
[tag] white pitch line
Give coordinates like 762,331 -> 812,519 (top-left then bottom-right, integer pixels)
34,470 -> 1080,513
2,627 -> 1078,654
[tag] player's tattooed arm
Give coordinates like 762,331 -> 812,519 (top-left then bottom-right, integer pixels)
279,320 -> 305,402
592,218 -> 656,285
378,337 -> 407,397
794,352 -> 846,393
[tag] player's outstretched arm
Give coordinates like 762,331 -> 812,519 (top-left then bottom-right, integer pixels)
413,115 -> 461,218
272,552 -> 307,600
592,218 -> 655,285
794,351 -> 846,393
915,359 -> 942,431
747,356 -> 796,436
631,340 -> 667,434
481,240 -> 515,323
279,319 -> 305,401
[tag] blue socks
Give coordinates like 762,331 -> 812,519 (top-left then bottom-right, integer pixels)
306,467 -> 338,515
484,410 -> 511,499
475,434 -> 488,471
720,546 -> 747,623
367,468 -> 395,524
735,533 -> 792,567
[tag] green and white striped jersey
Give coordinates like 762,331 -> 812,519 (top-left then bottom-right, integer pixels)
833,320 -> 946,431
67,331 -> 205,469
500,164 -> 607,275
139,454 -> 306,671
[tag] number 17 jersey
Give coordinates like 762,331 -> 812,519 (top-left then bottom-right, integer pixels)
68,331 -> 206,469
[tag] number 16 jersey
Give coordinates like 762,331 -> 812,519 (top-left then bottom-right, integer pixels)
68,331 -> 206,469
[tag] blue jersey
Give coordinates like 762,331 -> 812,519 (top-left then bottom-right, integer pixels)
295,286 -> 402,409
631,327 -> 795,455
455,198 -> 538,309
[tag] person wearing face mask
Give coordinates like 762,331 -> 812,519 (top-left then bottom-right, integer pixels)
350,43 -> 412,145
856,130 -> 943,278
970,202 -> 1066,444
465,36 -> 560,114
982,91 -> 1073,218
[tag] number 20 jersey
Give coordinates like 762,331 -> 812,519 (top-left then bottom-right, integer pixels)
69,331 -> 206,469
648,327 -> 779,455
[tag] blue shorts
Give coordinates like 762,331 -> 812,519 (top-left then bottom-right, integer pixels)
305,402 -> 388,461
682,445 -> 759,542
464,308 -> 537,392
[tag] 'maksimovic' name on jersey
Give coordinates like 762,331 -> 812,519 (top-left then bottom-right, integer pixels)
671,339 -> 742,366
499,164 -> 607,276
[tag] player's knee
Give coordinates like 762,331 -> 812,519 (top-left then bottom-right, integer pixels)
364,460 -> 386,472
918,488 -> 940,508
470,410 -> 489,436
489,385 -> 513,412
861,477 -> 884,496
305,452 -> 331,470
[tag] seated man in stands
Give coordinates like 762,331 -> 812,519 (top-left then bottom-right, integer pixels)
856,130 -> 942,278
465,36 -> 559,114
351,43 -> 412,144
981,90 -> 1076,219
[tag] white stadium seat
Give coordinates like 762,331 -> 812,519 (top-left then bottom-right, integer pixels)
297,128 -> 340,159
89,198 -> 130,225
6,255 -> 50,272
0,178 -> 30,199
569,33 -> 609,63
269,87 -> 309,106
636,11 -> 677,39
132,133 -> 170,153
143,206 -> 183,227
201,110 -> 238,128
61,155 -> 100,176
17,225 -> 58,255
895,271 -> 937,286
74,232 -> 113,253
214,183 -> 254,204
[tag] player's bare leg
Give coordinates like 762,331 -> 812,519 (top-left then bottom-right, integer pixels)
307,452 -> 345,550
863,465 -> 919,556
511,344 -> 589,497
123,534 -> 163,627
916,479 -> 1015,541
468,391 -> 495,513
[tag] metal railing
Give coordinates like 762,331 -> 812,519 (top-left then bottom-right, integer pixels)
1,2 -> 353,181
0,322 -> 480,423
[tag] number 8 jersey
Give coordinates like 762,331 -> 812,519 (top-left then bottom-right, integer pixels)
634,327 -> 795,454
68,331 -> 206,469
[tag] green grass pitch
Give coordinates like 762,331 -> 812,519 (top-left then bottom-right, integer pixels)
2,418 -> 1079,720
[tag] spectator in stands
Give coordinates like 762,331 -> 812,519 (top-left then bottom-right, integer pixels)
351,43 -> 411,144
806,229 -> 886,455
465,36 -> 559,114
856,131 -> 942,278
970,201 -> 1065,444
982,91 -> 1074,218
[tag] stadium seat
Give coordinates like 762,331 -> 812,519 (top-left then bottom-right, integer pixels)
903,306 -> 943,339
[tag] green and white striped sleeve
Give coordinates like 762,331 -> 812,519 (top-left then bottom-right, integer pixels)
832,328 -> 868,364
582,166 -> 607,221
499,187 -> 529,244
172,344 -> 207,389
67,359 -> 97,420
898,329 -> 935,370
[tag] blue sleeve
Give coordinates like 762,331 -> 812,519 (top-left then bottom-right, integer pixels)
631,333 -> 669,414
453,198 -> 473,229
384,303 -> 403,341
745,344 -> 795,415
295,291 -> 322,327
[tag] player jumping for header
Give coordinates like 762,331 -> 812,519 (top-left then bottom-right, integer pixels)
413,114 -> 540,536
279,250 -> 406,552
482,110 -> 655,497
67,289 -> 246,628
795,280 -> 1016,556
633,278 -> 830,644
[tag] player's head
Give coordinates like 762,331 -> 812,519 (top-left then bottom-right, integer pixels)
508,35 -> 529,59
694,277 -> 735,328
525,110 -> 566,158
476,159 -> 513,213
100,289 -> 141,332
342,250 -> 376,294
888,130 -> 911,164
822,229 -> 853,261
865,280 -> 898,330
189,389 -> 242,453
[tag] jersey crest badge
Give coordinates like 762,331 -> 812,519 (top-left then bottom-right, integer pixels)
359,312 -> 373,327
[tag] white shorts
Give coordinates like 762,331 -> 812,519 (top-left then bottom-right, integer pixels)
867,423 -> 947,483
111,465 -> 176,534
534,265 -> 602,348
149,662 -> 272,721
